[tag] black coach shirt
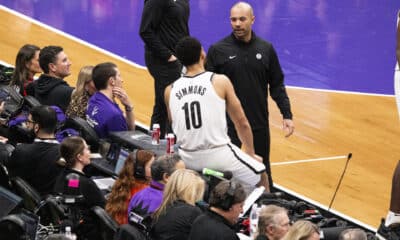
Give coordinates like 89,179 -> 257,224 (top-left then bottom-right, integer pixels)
206,32 -> 292,130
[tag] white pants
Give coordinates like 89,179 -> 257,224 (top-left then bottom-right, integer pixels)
179,143 -> 266,188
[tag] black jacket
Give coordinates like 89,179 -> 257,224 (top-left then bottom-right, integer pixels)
139,0 -> 190,61
188,209 -> 239,240
206,32 -> 292,129
8,141 -> 63,196
53,168 -> 105,208
151,200 -> 202,240
28,74 -> 73,112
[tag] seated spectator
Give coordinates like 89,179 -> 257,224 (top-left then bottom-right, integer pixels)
27,45 -> 73,112
281,220 -> 320,240
65,65 -> 96,119
189,180 -> 247,240
151,169 -> 205,240
7,105 -> 63,195
106,150 -> 154,225
10,44 -> 41,96
86,62 -> 135,138
255,205 -> 290,240
339,228 -> 367,240
127,154 -> 185,220
53,136 -> 105,208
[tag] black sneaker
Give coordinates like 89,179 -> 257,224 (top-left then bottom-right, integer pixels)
376,218 -> 400,240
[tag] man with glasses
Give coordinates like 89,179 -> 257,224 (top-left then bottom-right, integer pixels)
7,105 -> 63,195
86,62 -> 135,138
189,180 -> 247,240
255,205 -> 291,240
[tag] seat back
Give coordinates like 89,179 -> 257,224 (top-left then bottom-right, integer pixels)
10,177 -> 41,212
114,224 -> 149,240
0,162 -> 12,190
62,117 -> 100,151
0,186 -> 22,218
90,206 -> 118,240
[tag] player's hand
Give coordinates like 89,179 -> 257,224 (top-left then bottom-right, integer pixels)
168,55 -> 177,62
283,119 -> 294,137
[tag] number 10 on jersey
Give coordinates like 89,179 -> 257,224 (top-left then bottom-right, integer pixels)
182,101 -> 202,130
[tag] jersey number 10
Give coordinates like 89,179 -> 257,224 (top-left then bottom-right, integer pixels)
182,101 -> 203,130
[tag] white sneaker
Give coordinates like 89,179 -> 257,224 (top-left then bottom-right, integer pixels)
385,211 -> 400,227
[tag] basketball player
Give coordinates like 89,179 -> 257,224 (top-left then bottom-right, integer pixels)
164,36 -> 269,191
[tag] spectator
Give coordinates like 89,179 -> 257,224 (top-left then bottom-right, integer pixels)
189,180 -> 247,240
86,62 -> 135,138
281,220 -> 320,240
339,228 -> 367,240
27,46 -> 74,112
255,205 -> 290,240
151,169 -> 205,240
106,150 -> 154,225
65,65 -> 95,119
7,105 -> 63,195
10,44 -> 41,96
127,154 -> 185,219
53,136 -> 105,208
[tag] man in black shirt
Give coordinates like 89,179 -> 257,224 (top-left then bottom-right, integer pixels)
7,105 -> 63,196
189,180 -> 247,240
27,45 -> 73,112
139,0 -> 190,138
206,2 -> 294,188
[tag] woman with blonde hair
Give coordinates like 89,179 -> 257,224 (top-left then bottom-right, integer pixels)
65,65 -> 96,119
281,220 -> 320,240
106,149 -> 154,225
151,169 -> 205,240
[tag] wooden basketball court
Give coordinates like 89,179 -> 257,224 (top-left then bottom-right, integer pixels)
1,5 -> 399,228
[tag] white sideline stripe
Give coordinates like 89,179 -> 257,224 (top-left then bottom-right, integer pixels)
271,155 -> 347,166
0,5 -> 147,70
273,183 -> 377,232
286,85 -> 395,97
0,60 -> 13,67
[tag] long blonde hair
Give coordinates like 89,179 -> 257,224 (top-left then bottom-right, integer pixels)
153,169 -> 205,220
282,220 -> 320,240
72,66 -> 94,98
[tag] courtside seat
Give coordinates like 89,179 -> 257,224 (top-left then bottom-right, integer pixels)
62,116 -> 100,152
91,206 -> 118,240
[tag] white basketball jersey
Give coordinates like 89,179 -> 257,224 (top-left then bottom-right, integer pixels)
169,71 -> 230,150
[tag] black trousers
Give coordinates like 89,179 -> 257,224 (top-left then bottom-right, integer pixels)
145,52 -> 182,138
390,160 -> 400,213
228,126 -> 273,190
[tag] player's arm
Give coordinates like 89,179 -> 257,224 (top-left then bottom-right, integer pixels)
213,74 -> 255,155
164,85 -> 172,123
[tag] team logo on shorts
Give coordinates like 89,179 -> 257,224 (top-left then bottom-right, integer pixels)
256,53 -> 262,60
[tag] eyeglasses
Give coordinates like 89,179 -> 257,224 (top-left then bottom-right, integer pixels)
25,119 -> 36,124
